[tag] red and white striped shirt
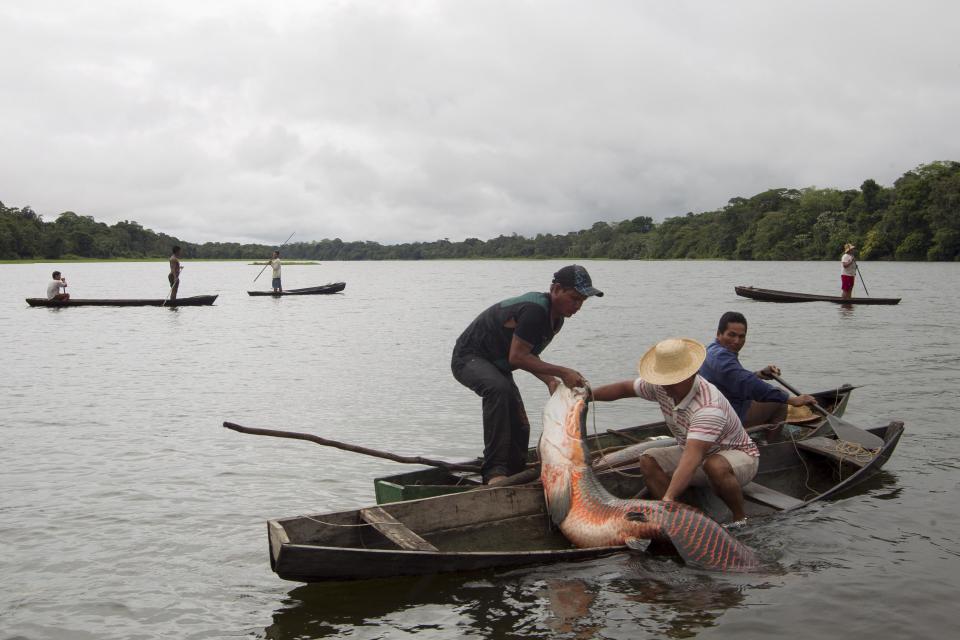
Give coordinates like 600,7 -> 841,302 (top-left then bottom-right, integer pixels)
632,375 -> 759,457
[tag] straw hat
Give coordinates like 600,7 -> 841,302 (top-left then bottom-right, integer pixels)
786,404 -> 818,424
844,243 -> 856,252
637,338 -> 706,385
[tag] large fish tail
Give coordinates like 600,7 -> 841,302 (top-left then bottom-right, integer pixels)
657,505 -> 760,572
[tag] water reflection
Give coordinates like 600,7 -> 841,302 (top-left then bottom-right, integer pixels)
263,555 -> 759,639
540,579 -> 599,638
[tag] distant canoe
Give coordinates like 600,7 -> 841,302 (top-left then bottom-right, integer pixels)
248,282 -> 346,296
26,295 -> 218,307
735,286 -> 901,305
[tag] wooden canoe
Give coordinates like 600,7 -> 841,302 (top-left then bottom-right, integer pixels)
735,286 -> 900,305
25,295 -> 218,307
268,418 -> 904,583
248,282 -> 346,296
374,384 -> 857,504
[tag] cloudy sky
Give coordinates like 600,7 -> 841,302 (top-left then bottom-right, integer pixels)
2,0 -> 958,245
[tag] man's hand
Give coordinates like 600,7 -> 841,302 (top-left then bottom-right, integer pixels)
558,367 -> 586,390
757,365 -> 781,380
787,394 -> 817,407
546,378 -> 560,395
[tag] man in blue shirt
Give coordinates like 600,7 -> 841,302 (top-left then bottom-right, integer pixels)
699,311 -> 816,427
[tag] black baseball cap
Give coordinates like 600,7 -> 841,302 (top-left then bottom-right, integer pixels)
552,264 -> 604,297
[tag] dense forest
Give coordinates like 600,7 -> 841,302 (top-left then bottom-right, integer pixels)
2,161 -> 958,261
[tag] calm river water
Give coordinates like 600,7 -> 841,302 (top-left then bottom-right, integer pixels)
2,259 -> 958,639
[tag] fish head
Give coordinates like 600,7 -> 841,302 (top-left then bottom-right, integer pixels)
540,383 -> 591,466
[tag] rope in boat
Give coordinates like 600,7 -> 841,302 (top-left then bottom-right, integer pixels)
583,383 -> 649,481
834,440 -> 882,465
785,426 -> 881,499
787,425 -> 821,499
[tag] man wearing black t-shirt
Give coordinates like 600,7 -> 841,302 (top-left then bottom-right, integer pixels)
451,265 -> 604,485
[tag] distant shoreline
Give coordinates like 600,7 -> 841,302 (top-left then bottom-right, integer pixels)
0,258 -> 321,264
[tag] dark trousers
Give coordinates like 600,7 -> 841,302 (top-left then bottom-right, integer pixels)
452,355 -> 530,481
167,273 -> 179,300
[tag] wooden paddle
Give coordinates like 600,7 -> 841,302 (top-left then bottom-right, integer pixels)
223,421 -> 481,472
855,261 -> 870,296
253,231 -> 296,283
769,374 -> 884,449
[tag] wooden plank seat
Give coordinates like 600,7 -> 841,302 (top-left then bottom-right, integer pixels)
359,507 -> 439,552
742,482 -> 805,510
795,436 -> 876,469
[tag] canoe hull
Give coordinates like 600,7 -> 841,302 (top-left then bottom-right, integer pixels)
269,418 -> 903,582
248,282 -> 345,296
26,295 -> 218,307
735,286 -> 900,305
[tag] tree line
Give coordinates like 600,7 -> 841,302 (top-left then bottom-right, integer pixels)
2,161 -> 958,261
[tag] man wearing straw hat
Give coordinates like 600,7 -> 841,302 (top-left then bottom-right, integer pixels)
841,243 -> 858,299
591,337 -> 758,525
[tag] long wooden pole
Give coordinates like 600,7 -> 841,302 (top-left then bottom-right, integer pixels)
253,232 -> 296,282
223,421 -> 482,472
855,262 -> 870,296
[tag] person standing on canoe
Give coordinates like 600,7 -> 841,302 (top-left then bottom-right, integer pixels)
168,246 -> 183,301
698,311 -> 816,427
46,270 -> 70,301
451,265 -> 603,486
268,250 -> 282,293
590,337 -> 758,525
841,243 -> 858,299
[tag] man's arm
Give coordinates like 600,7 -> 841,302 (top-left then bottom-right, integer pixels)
716,352 -> 788,404
508,335 -> 585,390
661,439 -> 710,502
589,380 -> 638,402
754,365 -> 816,406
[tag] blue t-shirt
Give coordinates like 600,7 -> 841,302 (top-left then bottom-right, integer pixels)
698,339 -> 788,421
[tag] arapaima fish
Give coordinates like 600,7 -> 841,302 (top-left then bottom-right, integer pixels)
538,384 -> 761,572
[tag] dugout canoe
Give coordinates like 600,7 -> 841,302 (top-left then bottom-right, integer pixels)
374,384 -> 857,504
248,282 -> 346,296
267,417 -> 904,583
25,295 -> 218,307
735,286 -> 901,305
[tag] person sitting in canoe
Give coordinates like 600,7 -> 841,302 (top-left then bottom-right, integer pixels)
698,311 -> 816,427
46,270 -> 70,301
451,265 -> 603,486
590,337 -> 758,525
841,243 -> 857,299
268,250 -> 282,293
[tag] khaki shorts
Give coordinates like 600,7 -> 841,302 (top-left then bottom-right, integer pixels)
642,445 -> 758,487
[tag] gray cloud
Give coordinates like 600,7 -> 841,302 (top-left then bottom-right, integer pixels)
2,0 -> 958,244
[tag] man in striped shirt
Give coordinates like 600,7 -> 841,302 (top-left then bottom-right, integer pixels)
591,337 -> 759,523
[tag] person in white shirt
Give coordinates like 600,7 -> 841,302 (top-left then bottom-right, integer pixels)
46,271 -> 70,301
269,250 -> 282,293
841,243 -> 857,299
590,337 -> 759,524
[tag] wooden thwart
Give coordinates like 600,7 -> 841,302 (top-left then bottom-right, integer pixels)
359,507 -> 438,552
743,482 -> 805,510
795,436 -> 875,468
